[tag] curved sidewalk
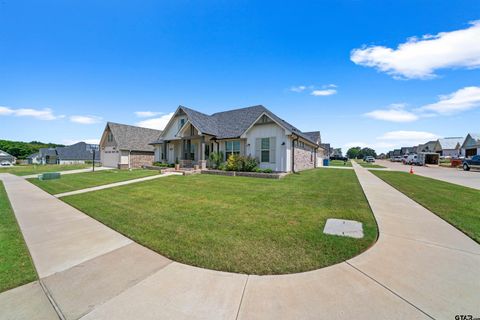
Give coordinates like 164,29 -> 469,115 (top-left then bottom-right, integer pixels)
0,166 -> 479,319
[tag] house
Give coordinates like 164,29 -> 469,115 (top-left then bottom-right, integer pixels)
461,133 -> 480,157
27,142 -> 100,165
400,147 -> 415,155
434,137 -> 463,157
0,150 -> 16,165
150,105 -> 325,172
417,141 -> 437,153
392,149 -> 401,157
99,122 -> 162,169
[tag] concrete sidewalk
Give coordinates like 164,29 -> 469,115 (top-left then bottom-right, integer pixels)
54,172 -> 182,198
22,166 -> 114,179
1,167 -> 479,319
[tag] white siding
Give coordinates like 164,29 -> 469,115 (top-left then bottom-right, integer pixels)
120,150 -> 129,165
162,115 -> 187,140
245,123 -> 288,172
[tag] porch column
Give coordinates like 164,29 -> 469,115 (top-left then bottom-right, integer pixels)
199,137 -> 207,169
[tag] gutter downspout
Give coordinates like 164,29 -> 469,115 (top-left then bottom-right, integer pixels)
314,147 -> 318,168
292,134 -> 299,173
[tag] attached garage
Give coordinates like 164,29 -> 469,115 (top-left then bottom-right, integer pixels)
461,133 -> 480,158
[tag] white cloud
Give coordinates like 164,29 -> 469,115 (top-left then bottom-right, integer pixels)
418,86 -> 480,115
365,103 -> 419,122
136,112 -> 174,130
134,111 -> 164,118
290,85 -> 308,92
344,141 -> 395,150
70,115 -> 102,124
311,89 -> 337,96
378,130 -> 439,143
351,20 -> 480,79
0,106 -> 60,120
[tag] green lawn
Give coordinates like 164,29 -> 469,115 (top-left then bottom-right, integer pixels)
329,159 -> 352,167
29,169 -> 160,195
373,171 -> 480,243
0,182 -> 37,292
0,164 -> 91,176
356,161 -> 385,168
62,169 -> 377,275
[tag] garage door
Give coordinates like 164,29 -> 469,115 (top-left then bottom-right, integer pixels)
466,148 -> 477,157
101,150 -> 119,168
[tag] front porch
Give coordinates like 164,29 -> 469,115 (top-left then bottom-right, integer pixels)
159,136 -> 213,170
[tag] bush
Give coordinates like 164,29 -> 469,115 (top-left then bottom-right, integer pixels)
209,151 -> 224,169
255,168 -> 273,173
225,154 -> 259,172
153,162 -> 170,167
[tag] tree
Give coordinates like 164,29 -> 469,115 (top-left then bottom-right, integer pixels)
358,147 -> 377,159
346,146 -> 361,159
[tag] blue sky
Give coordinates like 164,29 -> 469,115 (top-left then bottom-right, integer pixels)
1,0 -> 479,153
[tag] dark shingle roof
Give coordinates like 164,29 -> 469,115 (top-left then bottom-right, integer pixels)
39,148 -> 57,157
303,131 -> 321,144
57,142 -> 100,161
108,122 -> 162,152
162,105 -> 320,146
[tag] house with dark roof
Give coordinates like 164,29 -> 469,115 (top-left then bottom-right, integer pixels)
151,105 -> 325,172
434,137 -> 463,157
0,150 -> 16,165
99,122 -> 162,168
418,140 -> 438,153
27,142 -> 100,165
461,133 -> 480,158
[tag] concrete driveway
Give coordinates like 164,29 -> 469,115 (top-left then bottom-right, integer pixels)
377,159 -> 480,190
0,168 -> 479,320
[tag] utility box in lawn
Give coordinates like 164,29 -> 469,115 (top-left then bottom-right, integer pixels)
38,172 -> 61,180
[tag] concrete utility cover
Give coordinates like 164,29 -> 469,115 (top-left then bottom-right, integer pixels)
323,219 -> 364,238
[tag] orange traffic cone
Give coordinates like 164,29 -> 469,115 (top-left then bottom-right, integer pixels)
409,166 -> 414,174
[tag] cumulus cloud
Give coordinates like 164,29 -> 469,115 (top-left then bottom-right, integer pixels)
351,20 -> 480,79
0,106 -> 61,120
69,115 -> 102,124
134,111 -> 164,118
136,112 -> 174,130
378,130 -> 439,143
290,85 -> 309,92
344,141 -> 395,150
417,86 -> 480,115
365,103 -> 419,122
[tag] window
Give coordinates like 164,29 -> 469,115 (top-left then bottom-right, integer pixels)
178,118 -> 186,131
261,138 -> 270,162
225,140 -> 241,159
107,132 -> 113,142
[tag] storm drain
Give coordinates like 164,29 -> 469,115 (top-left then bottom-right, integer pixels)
323,219 -> 364,238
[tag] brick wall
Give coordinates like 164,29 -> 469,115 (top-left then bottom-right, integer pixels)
130,152 -> 154,168
294,147 -> 315,171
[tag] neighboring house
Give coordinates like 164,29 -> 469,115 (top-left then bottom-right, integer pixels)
320,143 -> 331,157
56,142 -> 100,164
150,105 -> 325,172
417,141 -> 437,153
27,142 -> 100,164
461,133 -> 480,158
392,149 -> 401,157
400,147 -> 415,155
99,122 -> 162,169
331,148 -> 343,157
0,150 -> 16,165
434,137 -> 463,157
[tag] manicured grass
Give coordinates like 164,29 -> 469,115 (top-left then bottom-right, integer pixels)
0,182 -> 36,292
373,171 -> 480,243
63,169 -> 377,275
0,164 -> 91,176
28,169 -> 160,195
356,161 -> 385,168
329,159 -> 352,167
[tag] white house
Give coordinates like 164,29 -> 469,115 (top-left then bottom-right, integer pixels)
434,137 -> 463,158
151,105 -> 326,172
461,133 -> 480,158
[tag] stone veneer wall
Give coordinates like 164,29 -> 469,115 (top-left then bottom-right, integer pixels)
129,152 -> 154,168
294,147 -> 315,171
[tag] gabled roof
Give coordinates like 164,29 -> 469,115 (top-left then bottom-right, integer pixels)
57,142 -> 100,160
418,140 -> 437,152
156,105 -> 320,146
437,137 -> 463,150
106,122 -> 162,152
0,150 -> 14,157
461,133 -> 480,148
39,148 -> 57,157
303,131 -> 321,145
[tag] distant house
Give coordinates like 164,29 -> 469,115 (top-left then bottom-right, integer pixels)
434,137 -> 463,157
150,105 -> 325,172
99,122 -> 162,169
27,142 -> 100,165
0,150 -> 16,165
417,141 -> 437,153
392,149 -> 401,157
461,133 -> 480,158
400,147 -> 415,155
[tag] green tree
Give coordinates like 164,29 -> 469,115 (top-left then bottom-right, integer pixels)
346,147 -> 361,159
358,147 -> 377,159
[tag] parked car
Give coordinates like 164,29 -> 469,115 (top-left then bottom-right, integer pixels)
330,156 -> 347,161
392,156 -> 402,162
405,154 -> 420,165
0,161 -> 13,167
364,156 -> 375,163
463,155 -> 480,171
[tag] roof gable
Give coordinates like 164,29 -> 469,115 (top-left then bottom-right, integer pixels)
437,137 -> 463,150
107,122 -> 162,152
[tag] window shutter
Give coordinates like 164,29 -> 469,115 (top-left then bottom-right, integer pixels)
270,137 -> 276,163
255,138 -> 261,161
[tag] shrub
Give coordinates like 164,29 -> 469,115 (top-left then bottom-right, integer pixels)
262,168 -> 273,173
225,154 -> 239,171
225,154 -> 259,172
241,156 -> 258,172
153,162 -> 170,167
209,151 -> 224,169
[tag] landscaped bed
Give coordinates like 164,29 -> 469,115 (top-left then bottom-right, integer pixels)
373,171 -> 480,243
28,169 -> 160,195
0,164 -> 91,176
62,169 -> 377,275
0,182 -> 36,292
